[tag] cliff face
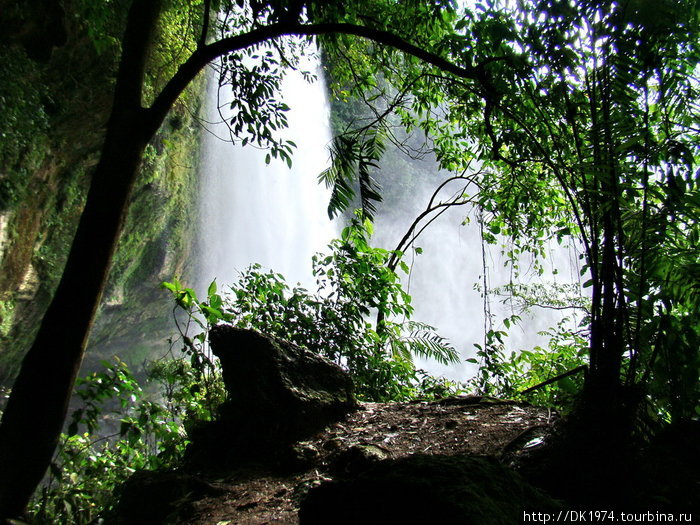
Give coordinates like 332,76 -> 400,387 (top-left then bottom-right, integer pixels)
0,3 -> 203,383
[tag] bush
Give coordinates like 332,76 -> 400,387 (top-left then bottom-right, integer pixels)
164,214 -> 463,401
29,359 -> 189,524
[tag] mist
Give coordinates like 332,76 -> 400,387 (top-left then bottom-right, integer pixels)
196,56 -> 337,294
196,53 -> 585,384
370,151 -> 585,382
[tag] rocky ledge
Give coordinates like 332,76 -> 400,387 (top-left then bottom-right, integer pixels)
109,327 -> 562,524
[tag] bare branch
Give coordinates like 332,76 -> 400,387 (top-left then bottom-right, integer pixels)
387,171 -> 480,271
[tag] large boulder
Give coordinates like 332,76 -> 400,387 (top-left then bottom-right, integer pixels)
110,471 -> 224,524
299,455 -> 560,525
187,326 -> 356,468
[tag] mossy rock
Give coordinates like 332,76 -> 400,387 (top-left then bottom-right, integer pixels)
186,326 -> 356,468
300,454 -> 560,525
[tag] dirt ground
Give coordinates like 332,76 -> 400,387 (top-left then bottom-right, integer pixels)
181,396 -> 556,524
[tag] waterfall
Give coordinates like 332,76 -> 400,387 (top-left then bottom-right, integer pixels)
373,169 -> 584,382
196,53 -> 582,384
197,59 -> 336,294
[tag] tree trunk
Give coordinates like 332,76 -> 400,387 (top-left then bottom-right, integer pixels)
0,0 -> 161,517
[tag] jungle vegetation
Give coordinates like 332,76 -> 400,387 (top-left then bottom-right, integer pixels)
0,0 -> 698,521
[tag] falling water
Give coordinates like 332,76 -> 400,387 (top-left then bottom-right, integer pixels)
196,54 -> 582,383
373,167 -> 584,382
197,59 -> 336,293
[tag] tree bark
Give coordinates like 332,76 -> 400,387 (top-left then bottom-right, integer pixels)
0,0 -> 161,517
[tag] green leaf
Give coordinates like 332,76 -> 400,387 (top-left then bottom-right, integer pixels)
161,280 -> 178,292
207,280 -> 217,298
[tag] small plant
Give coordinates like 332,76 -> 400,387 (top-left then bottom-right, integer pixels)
470,316 -> 589,412
29,359 -> 188,525
509,319 -> 589,410
147,352 -> 226,435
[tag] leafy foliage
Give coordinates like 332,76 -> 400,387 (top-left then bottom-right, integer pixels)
470,316 -> 589,412
24,213 -> 463,523
74,0 -> 128,56
164,215 -> 461,401
461,0 -> 700,421
320,0 -> 700,423
0,0 -> 208,384
320,126 -> 386,219
29,360 -> 188,525
5,0 -> 700,518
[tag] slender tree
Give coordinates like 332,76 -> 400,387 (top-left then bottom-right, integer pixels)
452,0 -> 700,421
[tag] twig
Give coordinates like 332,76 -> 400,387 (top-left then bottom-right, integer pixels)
519,364 -> 588,395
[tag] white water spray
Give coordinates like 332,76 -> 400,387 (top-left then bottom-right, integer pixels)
197,60 -> 336,293
373,166 -> 584,382
196,54 -> 583,384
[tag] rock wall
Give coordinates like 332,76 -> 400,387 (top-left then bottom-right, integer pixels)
0,5 -> 203,384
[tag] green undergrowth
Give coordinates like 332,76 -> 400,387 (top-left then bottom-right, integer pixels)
27,358 -> 202,524
165,214 -> 465,402
20,217 -> 464,522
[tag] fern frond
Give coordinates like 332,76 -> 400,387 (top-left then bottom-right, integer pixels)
319,126 -> 385,220
399,321 -> 459,365
357,129 -> 385,218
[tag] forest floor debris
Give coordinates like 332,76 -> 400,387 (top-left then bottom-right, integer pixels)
172,396 -> 555,525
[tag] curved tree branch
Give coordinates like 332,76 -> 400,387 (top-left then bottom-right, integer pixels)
376,171 -> 479,332
387,172 -> 479,272
146,22 -> 479,138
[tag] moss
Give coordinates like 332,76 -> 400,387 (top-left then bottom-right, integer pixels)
0,48 -> 49,211
34,164 -> 90,289
0,298 -> 15,338
0,6 -> 121,384
0,2 -> 206,385
87,79 -> 204,371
